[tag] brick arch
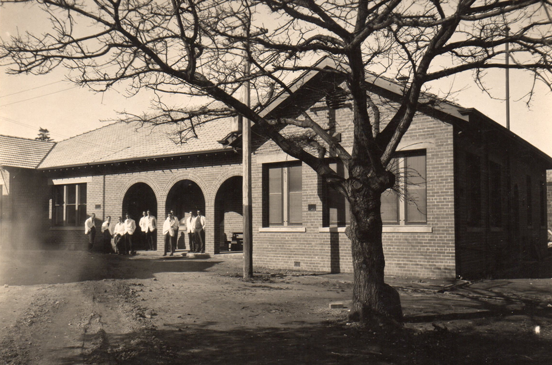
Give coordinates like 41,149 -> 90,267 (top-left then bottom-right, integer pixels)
118,181 -> 160,221
162,172 -> 209,200
206,168 -> 243,200
119,177 -> 161,201
119,180 -> 160,220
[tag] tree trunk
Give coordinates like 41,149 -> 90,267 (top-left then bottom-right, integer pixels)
347,171 -> 403,324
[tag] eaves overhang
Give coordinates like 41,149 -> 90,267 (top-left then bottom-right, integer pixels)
37,147 -> 235,171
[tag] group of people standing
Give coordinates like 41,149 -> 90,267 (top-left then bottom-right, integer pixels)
84,209 -> 206,256
162,209 -> 206,256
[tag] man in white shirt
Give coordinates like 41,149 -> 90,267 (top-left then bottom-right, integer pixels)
84,213 -> 96,250
123,213 -> 137,255
185,211 -> 195,252
162,212 -> 178,256
101,216 -> 113,253
139,211 -> 148,250
113,217 -> 125,254
146,210 -> 157,251
193,209 -> 206,253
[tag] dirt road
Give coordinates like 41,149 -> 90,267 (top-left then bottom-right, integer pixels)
1,249 -> 552,364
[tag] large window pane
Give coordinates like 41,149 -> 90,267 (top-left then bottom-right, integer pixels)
288,165 -> 302,224
66,184 -> 76,204
405,154 -> 427,224
78,183 -> 87,204
381,189 -> 399,224
66,205 -> 77,226
526,175 -> 532,227
268,168 -> 283,225
466,153 -> 482,226
327,162 -> 349,227
488,162 -> 502,227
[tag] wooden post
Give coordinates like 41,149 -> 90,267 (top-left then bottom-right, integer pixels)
243,40 -> 253,279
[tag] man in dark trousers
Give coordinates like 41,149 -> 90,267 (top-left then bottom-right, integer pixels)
123,213 -> 136,255
193,209 -> 206,253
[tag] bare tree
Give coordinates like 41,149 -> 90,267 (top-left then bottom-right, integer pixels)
2,0 -> 551,324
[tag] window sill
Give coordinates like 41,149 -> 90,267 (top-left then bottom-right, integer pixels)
50,226 -> 82,231
318,226 -> 433,233
383,225 -> 433,233
466,226 -> 484,233
318,227 -> 347,233
259,227 -> 306,233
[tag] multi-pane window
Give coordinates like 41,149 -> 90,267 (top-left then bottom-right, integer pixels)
489,162 -> 502,228
526,175 -> 532,227
266,163 -> 302,226
540,180 -> 546,227
466,153 -> 482,226
381,151 -> 427,225
325,161 -> 350,227
52,183 -> 87,227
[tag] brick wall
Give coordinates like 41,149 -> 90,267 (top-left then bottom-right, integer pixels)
454,126 -> 550,278
251,98 -> 457,279
44,152 -> 243,253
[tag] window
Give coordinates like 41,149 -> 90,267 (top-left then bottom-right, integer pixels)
265,163 -> 302,226
488,162 -> 502,228
526,175 -> 532,227
52,183 -> 87,227
540,180 -> 546,227
381,151 -> 427,225
325,161 -> 350,227
466,153 -> 482,226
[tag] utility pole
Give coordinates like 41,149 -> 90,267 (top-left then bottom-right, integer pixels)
505,26 -> 511,130
243,26 -> 253,279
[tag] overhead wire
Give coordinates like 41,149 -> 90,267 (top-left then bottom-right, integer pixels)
0,80 -> 65,99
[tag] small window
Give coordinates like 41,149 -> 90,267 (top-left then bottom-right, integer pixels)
265,162 -> 302,226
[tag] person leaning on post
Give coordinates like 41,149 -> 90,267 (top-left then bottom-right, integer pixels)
101,216 -> 113,253
146,210 -> 157,251
84,213 -> 96,250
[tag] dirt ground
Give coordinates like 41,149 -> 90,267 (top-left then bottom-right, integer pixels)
0,249 -> 551,365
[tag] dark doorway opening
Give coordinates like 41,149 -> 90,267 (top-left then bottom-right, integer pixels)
122,183 -> 157,250
214,176 -> 242,254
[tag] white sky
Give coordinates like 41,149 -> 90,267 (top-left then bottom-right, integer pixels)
0,3 -> 551,156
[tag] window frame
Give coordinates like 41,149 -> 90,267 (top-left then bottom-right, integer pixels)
263,162 -> 302,227
323,160 -> 350,228
322,150 -> 428,228
381,150 -> 428,226
52,183 -> 87,227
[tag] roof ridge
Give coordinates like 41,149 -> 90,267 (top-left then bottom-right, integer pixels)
54,121 -> 121,143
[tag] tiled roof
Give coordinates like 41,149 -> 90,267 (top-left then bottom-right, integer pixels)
39,120 -> 235,169
0,135 -> 55,169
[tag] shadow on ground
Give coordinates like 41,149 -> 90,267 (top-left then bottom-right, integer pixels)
0,249 -> 220,286
59,318 -> 552,365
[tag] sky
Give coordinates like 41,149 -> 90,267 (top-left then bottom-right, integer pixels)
0,3 -> 551,156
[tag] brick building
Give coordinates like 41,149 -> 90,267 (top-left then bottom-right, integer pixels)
1,65 -> 550,279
